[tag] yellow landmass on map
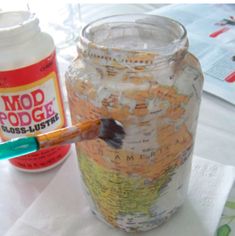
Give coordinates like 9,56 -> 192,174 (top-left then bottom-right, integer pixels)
78,151 -> 173,227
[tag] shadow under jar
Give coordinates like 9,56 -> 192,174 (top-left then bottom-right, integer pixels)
65,14 -> 204,232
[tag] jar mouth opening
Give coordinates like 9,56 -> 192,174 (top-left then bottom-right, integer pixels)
80,14 -> 187,56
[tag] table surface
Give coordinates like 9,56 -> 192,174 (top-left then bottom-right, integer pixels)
1,4 -> 235,236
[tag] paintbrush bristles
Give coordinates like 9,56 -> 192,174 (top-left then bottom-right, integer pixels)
99,119 -> 125,149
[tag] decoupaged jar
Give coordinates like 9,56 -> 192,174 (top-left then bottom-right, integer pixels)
66,15 -> 204,232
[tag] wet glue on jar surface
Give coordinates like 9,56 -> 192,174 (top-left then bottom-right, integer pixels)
0,11 -> 70,172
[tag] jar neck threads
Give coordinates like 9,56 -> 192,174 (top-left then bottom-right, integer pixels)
78,14 -> 188,69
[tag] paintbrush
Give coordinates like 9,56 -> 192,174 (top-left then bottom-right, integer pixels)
0,118 -> 125,160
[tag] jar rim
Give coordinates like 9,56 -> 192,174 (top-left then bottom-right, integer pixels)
80,14 -> 187,56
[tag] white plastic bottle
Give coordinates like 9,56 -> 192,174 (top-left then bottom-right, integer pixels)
0,11 -> 70,172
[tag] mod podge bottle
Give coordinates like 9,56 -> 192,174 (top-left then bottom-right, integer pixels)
0,11 -> 70,172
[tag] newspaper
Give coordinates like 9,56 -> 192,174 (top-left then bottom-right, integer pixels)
150,4 -> 235,105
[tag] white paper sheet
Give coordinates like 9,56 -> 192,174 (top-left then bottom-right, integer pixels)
5,149 -> 235,236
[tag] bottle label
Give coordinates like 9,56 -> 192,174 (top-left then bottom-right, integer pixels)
0,51 -> 70,171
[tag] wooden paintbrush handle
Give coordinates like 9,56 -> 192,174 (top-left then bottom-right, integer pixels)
37,119 -> 101,149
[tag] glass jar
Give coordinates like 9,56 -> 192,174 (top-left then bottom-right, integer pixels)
65,14 -> 204,232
